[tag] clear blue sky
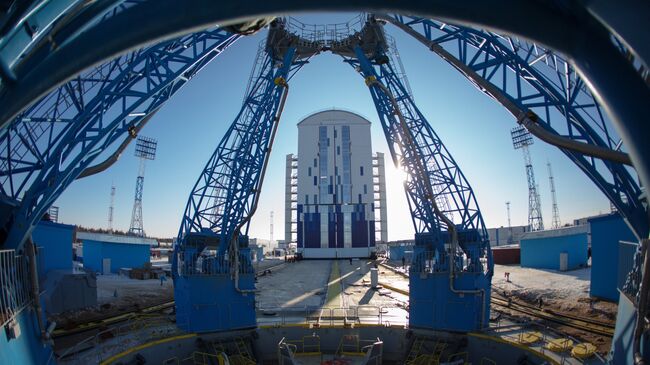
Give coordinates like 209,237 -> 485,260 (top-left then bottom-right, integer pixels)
53,13 -> 611,240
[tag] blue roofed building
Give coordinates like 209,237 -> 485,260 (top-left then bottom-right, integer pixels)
78,232 -> 157,274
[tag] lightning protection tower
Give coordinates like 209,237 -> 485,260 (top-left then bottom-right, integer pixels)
129,136 -> 157,236
108,184 -> 115,232
270,211 -> 274,242
506,201 -> 513,244
511,126 -> 544,231
547,161 -> 561,229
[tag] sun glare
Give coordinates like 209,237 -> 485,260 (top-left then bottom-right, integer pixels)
387,164 -> 409,184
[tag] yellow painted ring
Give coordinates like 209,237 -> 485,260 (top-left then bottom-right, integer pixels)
545,338 -> 574,352
571,342 -> 597,359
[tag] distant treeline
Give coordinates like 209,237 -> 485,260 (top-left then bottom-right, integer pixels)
74,225 -> 174,243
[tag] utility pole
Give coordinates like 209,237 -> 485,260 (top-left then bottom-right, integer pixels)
547,161 -> 561,229
511,126 -> 544,231
129,136 -> 157,236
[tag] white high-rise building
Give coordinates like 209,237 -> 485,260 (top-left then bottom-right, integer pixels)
284,110 -> 387,258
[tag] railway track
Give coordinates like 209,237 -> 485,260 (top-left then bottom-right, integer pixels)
491,297 -> 614,337
377,260 -> 615,338
52,261 -> 288,339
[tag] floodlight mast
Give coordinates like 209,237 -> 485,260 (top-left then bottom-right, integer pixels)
511,126 -> 544,231
129,136 -> 157,237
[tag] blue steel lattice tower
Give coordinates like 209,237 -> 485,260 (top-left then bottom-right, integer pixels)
129,136 -> 157,236
511,126 -> 544,231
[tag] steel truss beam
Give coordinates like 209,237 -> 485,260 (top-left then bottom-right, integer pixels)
381,14 -> 647,238
345,43 -> 490,266
0,1 -> 646,358
0,2 -> 647,194
177,46 -> 302,256
0,27 -> 240,249
0,2 -> 646,236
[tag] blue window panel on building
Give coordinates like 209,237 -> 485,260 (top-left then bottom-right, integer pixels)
336,213 -> 345,248
83,240 -> 150,273
520,232 -> 588,270
318,126 -> 329,203
328,213 -> 337,248
302,213 -> 321,248
589,213 -> 637,301
308,167 -> 311,176
334,204 -> 372,248
352,214 -> 369,248
32,221 -> 75,278
341,126 -> 352,203
313,176 -> 317,185
296,205 -> 304,248
360,166 -> 364,176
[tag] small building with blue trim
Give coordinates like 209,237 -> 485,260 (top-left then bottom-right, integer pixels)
388,244 -> 414,262
32,220 -> 76,279
588,213 -> 637,301
78,232 -> 157,274
520,225 -> 589,271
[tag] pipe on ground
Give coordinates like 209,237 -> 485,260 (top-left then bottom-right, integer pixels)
25,237 -> 46,340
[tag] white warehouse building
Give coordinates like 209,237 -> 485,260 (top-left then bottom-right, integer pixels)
284,110 -> 387,258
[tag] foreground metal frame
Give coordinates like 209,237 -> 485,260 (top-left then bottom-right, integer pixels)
0,1 -> 646,247
0,0 -> 648,361
0,27 -> 239,250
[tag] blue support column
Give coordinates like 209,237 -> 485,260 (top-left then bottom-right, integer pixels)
173,44 -> 302,333
174,233 -> 256,332
342,22 -> 492,331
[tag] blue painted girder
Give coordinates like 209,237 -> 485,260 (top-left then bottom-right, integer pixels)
0,3 -> 647,213
177,46 -> 300,256
348,46 -> 489,245
382,14 -> 646,239
1,28 -> 240,249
